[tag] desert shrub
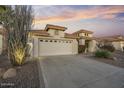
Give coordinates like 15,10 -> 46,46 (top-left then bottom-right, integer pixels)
99,45 -> 115,52
95,50 -> 111,58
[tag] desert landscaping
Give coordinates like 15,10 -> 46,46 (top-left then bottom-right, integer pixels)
0,5 -> 124,88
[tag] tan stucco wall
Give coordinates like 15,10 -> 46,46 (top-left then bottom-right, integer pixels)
32,37 -> 39,57
88,40 -> 97,52
79,39 -> 85,45
120,41 -> 124,50
72,39 -> 78,54
112,41 -> 122,51
47,29 -> 64,38
79,33 -> 92,37
88,34 -> 92,37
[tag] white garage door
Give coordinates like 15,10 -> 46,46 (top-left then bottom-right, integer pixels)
39,39 -> 73,56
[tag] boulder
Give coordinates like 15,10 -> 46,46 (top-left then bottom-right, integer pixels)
0,68 -> 5,78
113,57 -> 118,61
3,68 -> 16,79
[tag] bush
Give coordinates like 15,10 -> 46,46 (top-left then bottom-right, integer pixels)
95,50 -> 111,58
100,45 -> 115,52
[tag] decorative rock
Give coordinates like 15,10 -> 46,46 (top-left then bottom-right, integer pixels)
0,68 -> 5,78
3,68 -> 16,79
113,57 -> 118,61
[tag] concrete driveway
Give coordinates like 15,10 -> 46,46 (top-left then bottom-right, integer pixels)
39,55 -> 124,88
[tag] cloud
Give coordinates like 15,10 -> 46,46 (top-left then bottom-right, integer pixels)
33,5 -> 124,24
100,14 -> 117,19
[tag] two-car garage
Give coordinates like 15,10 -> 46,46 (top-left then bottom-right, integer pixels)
39,39 -> 75,56
31,38 -> 78,57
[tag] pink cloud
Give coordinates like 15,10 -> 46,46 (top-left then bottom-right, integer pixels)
34,6 -> 124,24
100,14 -> 117,19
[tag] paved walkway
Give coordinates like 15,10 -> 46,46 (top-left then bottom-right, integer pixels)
39,55 -> 124,88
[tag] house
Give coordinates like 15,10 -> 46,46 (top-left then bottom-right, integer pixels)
0,24 -> 97,56
96,35 -> 124,51
72,29 -> 97,53
29,24 -> 97,57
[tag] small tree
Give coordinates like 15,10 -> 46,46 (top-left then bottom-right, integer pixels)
1,5 -> 33,66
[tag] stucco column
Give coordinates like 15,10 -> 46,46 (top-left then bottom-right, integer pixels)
72,39 -> 78,54
33,37 -> 39,57
88,40 -> 97,52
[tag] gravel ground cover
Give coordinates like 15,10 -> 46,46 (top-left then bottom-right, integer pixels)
84,51 -> 124,69
0,55 -> 40,88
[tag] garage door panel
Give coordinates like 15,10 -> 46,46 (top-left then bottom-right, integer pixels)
39,39 -> 73,56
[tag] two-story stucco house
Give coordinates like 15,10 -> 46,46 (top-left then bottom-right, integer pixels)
0,24 -> 97,56
72,30 -> 97,53
28,24 -> 97,57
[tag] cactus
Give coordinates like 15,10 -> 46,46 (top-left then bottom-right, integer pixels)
1,6 -> 33,66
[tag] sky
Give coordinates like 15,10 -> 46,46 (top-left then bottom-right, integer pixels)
33,5 -> 124,36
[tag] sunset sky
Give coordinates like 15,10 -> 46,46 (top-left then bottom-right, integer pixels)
33,5 -> 124,36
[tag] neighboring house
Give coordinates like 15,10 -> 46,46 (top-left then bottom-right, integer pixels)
96,35 -> 124,51
29,24 -> 97,57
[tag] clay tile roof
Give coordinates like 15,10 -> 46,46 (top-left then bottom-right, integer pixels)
30,30 -> 50,36
81,36 -> 97,40
73,29 -> 93,34
100,35 -> 123,39
45,24 -> 67,31
96,35 -> 124,42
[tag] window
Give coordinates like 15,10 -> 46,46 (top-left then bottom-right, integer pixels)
40,40 -> 43,42
45,40 -> 48,42
55,30 -> 59,35
54,40 -> 57,42
85,33 -> 88,36
50,40 -> 52,42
